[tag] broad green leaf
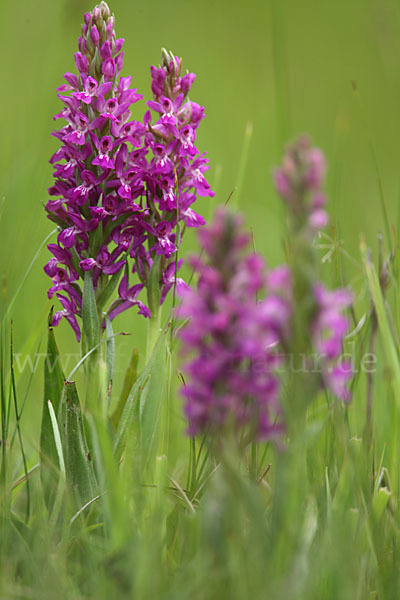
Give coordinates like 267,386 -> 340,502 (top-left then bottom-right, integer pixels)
40,314 -> 65,511
113,373 -> 146,463
372,487 -> 391,521
332,438 -> 362,510
86,414 -> 128,549
362,246 -> 400,407
10,512 -> 32,544
10,512 -> 33,562
96,269 -> 123,313
82,271 -> 100,353
362,245 -> 400,492
113,330 -> 167,467
61,381 -> 97,507
0,325 -> 7,507
110,347 -> 139,431
139,337 -> 167,472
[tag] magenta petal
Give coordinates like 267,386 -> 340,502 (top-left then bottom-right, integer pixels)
117,184 -> 132,200
64,130 -> 86,145
108,299 -> 131,321
52,311 -> 63,327
65,313 -> 81,342
90,116 -> 107,130
118,274 -> 128,298
147,100 -> 162,113
44,258 -> 58,277
80,258 -> 97,271
103,260 -> 126,275
176,278 -> 190,296
184,208 -> 205,227
58,228 -> 76,249
98,82 -> 113,96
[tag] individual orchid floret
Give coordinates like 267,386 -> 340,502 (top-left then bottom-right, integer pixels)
178,207 -> 291,441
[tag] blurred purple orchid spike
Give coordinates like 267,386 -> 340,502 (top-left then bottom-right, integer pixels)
274,136 -> 354,402
178,207 -> 291,442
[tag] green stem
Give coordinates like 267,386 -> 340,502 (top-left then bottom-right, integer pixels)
85,353 -> 101,413
145,306 -> 161,364
82,271 -> 101,411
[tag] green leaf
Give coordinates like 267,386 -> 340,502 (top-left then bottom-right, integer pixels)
0,325 -> 7,508
147,254 -> 161,316
110,347 -> 139,431
47,400 -> 65,479
96,269 -> 123,313
363,249 -> 400,406
61,381 -> 97,507
139,337 -> 167,472
10,512 -> 32,545
372,486 -> 392,521
40,313 -> 65,512
10,323 -> 30,523
86,414 -> 128,549
82,271 -> 100,353
46,400 -> 66,524
113,330 -> 167,468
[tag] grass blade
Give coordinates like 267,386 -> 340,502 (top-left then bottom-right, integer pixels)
10,322 -> 30,523
3,229 -> 57,324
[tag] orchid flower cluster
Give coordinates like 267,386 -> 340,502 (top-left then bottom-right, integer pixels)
44,1 -> 213,341
274,136 -> 353,401
178,208 -> 292,440
274,136 -> 329,234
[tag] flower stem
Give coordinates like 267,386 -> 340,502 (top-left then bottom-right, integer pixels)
146,306 -> 161,364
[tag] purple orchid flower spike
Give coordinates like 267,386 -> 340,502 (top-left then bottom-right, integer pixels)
139,48 -> 214,335
178,207 -> 291,442
45,2 -> 148,339
275,136 -> 354,403
45,5 -> 213,344
274,136 -> 329,235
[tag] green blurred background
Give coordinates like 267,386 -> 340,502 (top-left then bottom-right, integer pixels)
1,0 -> 400,447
